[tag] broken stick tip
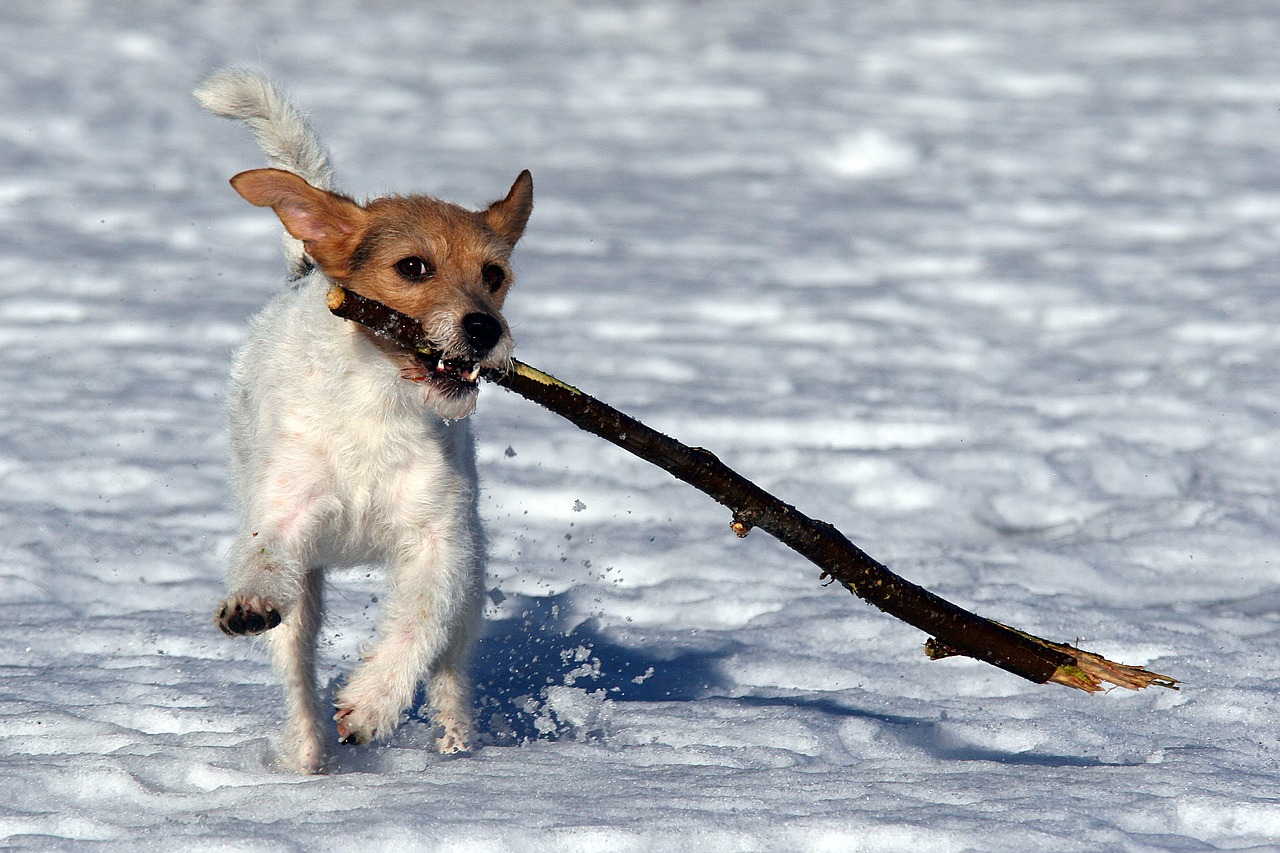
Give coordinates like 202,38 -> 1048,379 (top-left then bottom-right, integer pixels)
325,285 -> 345,311
1048,650 -> 1180,694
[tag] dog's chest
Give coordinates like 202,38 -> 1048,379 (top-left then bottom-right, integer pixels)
324,396 -> 472,506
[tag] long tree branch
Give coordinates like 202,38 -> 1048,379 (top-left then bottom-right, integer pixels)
327,285 -> 1177,694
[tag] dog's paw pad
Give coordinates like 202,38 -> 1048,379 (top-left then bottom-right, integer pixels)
215,595 -> 282,636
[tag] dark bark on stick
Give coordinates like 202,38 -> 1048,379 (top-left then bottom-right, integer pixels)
328,285 -> 1177,693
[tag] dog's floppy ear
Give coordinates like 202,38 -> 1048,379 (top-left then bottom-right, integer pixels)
483,170 -> 533,246
230,168 -> 368,278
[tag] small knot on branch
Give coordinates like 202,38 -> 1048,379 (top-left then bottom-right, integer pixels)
730,512 -> 754,538
924,637 -> 962,660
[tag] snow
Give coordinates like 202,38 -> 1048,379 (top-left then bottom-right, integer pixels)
2,0 -> 1279,849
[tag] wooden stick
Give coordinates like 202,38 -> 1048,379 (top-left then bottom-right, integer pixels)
328,284 -> 1178,694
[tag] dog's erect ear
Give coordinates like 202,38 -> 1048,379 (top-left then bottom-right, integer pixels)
230,168 -> 368,278
483,170 -> 533,246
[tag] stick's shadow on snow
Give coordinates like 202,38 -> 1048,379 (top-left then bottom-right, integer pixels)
730,695 -> 1126,768
447,591 -> 737,746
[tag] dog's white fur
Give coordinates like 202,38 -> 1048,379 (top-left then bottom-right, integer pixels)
197,69 -> 524,773
196,67 -> 335,278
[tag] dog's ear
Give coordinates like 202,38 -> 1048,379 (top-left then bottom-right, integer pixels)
230,168 -> 368,278
483,170 -> 533,246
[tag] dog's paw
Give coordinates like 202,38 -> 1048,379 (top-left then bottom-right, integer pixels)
437,725 -> 471,756
333,702 -> 404,746
333,706 -> 370,745
215,595 -> 282,636
334,705 -> 389,746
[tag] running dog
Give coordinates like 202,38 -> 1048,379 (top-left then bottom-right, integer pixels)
196,68 -> 532,773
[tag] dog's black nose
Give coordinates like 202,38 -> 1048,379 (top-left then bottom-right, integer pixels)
462,312 -> 504,358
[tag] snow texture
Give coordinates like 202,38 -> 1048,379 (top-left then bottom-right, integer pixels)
2,1 -> 1279,849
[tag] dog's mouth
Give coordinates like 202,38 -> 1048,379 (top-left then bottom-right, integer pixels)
405,351 -> 482,395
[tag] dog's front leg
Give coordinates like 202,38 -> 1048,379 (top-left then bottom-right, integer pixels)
333,526 -> 482,752
218,467 -> 340,774
218,479 -> 335,634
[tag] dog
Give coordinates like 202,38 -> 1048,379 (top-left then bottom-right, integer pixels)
195,68 -> 532,773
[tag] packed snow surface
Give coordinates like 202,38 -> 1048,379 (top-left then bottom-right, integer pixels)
2,1 -> 1280,850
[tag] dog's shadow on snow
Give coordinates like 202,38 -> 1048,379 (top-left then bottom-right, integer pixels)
427,591 -> 736,746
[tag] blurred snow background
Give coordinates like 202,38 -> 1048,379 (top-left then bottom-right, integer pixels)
1,1 -> 1279,849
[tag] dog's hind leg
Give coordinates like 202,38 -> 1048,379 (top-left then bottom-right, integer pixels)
426,608 -> 480,754
266,564 -> 327,773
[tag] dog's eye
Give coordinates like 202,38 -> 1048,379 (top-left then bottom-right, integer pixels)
395,256 -> 435,280
482,263 -> 506,292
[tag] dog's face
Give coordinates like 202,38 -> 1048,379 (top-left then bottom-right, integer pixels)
230,168 -> 533,419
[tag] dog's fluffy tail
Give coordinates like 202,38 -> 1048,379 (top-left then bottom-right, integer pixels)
195,67 -> 335,277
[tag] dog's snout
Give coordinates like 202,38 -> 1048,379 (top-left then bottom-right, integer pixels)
462,313 -> 503,358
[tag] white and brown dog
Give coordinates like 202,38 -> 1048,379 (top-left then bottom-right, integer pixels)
196,68 -> 532,773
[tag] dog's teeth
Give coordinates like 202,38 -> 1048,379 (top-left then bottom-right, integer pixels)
465,365 -> 481,382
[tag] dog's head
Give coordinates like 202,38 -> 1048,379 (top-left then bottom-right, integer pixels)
229,168 -> 533,420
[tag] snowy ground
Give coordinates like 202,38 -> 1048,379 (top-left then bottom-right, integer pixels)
2,1 -> 1279,849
